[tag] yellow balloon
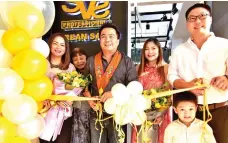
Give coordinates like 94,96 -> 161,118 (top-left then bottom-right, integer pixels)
2,28 -> 30,55
8,2 -> 45,38
0,100 -> 3,113
22,76 -> 53,101
3,136 -> 30,143
2,94 -> 37,124
37,102 -> 43,112
0,30 -> 5,46
0,116 -> 17,138
11,49 -> 48,80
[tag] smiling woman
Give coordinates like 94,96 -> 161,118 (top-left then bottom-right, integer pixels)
47,33 -> 71,70
39,33 -> 76,143
70,47 -> 91,143
132,37 -> 172,143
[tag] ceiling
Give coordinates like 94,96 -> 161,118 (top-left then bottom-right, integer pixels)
131,2 -> 182,49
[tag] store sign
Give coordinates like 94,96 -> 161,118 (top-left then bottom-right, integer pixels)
61,1 -> 112,42
62,1 -> 111,19
51,1 -> 127,57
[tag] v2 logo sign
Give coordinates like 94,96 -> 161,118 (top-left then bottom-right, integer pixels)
62,1 -> 111,20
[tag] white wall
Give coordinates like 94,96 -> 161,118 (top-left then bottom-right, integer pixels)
211,1 -> 228,39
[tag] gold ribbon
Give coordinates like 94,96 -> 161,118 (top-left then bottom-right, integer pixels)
48,95 -> 100,101
38,100 -> 57,117
145,84 -> 209,99
38,96 -> 100,117
47,84 -> 208,102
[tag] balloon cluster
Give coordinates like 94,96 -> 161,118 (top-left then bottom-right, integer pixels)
0,2 -> 55,143
104,81 -> 151,126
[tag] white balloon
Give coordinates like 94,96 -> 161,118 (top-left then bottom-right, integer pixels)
0,68 -> 24,99
2,94 -> 37,124
31,39 -> 50,58
111,83 -> 130,105
131,111 -> 147,125
18,114 -> 45,139
114,105 -> 131,125
127,81 -> 143,96
0,1 -> 55,37
130,95 -> 147,112
0,46 -> 13,68
29,1 -> 55,36
104,98 -> 116,114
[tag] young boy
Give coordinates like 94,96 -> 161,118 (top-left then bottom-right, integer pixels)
164,92 -> 216,143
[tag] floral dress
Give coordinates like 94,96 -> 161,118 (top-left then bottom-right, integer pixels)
71,105 -> 90,143
71,69 -> 91,143
132,64 -> 172,143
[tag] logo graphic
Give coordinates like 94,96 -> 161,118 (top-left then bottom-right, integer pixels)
61,1 -> 112,31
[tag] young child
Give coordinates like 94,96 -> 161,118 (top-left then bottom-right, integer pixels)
164,91 -> 216,143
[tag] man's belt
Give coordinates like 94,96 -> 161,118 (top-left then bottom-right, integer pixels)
199,101 -> 227,110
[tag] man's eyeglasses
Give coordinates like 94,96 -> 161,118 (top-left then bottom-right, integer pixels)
187,13 -> 210,22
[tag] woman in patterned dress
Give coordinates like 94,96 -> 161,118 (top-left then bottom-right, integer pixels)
132,37 -> 172,143
71,48 -> 91,143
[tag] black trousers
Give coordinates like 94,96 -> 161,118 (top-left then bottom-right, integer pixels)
90,110 -> 127,143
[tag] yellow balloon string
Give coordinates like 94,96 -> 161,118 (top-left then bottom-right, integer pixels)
136,121 -> 143,142
144,120 -> 154,143
99,115 -> 114,122
116,105 -> 127,143
115,121 -> 125,143
94,103 -> 114,143
201,89 -> 213,143
96,88 -> 105,143
94,102 -> 104,143
136,120 -> 154,143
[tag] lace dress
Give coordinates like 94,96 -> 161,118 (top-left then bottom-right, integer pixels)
71,69 -> 91,143
131,64 -> 172,143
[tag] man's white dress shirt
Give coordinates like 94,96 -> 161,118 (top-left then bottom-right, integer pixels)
168,33 -> 228,104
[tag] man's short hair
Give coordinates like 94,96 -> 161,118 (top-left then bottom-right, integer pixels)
185,3 -> 212,20
99,23 -> 121,39
173,91 -> 198,107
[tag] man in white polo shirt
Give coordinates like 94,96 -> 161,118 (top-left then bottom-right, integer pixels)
168,3 -> 228,143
